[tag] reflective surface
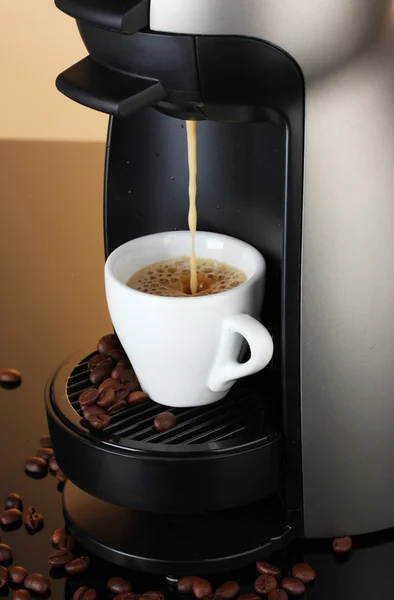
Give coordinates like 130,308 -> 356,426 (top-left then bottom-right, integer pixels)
1,141 -> 394,598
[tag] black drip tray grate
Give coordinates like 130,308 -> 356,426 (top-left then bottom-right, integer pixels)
58,350 -> 279,453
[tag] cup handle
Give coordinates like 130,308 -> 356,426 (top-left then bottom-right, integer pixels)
208,314 -> 274,393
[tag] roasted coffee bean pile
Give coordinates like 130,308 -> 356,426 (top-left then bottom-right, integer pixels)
77,333 -> 176,432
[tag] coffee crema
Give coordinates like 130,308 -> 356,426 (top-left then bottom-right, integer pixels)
127,257 -> 247,298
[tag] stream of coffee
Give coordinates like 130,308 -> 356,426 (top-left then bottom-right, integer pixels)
186,120 -> 198,295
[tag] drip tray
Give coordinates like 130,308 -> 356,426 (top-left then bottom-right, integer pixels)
46,349 -> 282,514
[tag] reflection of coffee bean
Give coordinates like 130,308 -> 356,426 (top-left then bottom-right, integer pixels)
40,435 -> 52,448
0,508 -> 22,526
255,575 -> 278,595
216,582 -> 240,599
114,593 -> 137,600
177,576 -> 198,593
154,412 -> 177,432
107,578 -> 132,594
192,578 -> 212,599
107,399 -> 128,415
36,447 -> 54,462
0,565 -> 8,588
97,387 -> 115,408
13,591 -> 31,600
291,563 -> 315,583
127,391 -> 148,406
257,562 -> 280,577
88,413 -> 111,429
65,556 -> 90,574
0,543 -> 13,561
56,470 -> 67,484
25,457 -> 48,476
79,388 -> 100,407
333,536 -> 353,553
24,574 -> 51,594
281,578 -> 305,596
49,456 -> 59,472
23,507 -> 44,532
90,363 -> 114,386
97,334 -> 120,354
9,566 -> 28,584
267,592 -> 288,600
88,354 -> 113,371
5,493 -> 23,511
74,587 -> 97,600
0,369 -> 21,384
48,549 -> 73,566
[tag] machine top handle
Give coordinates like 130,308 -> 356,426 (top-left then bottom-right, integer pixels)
55,0 -> 150,34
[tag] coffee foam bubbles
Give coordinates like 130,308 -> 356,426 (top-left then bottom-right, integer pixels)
127,257 -> 247,298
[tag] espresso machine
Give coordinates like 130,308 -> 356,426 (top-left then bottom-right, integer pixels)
46,0 -> 394,575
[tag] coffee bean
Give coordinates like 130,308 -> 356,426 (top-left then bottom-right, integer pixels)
257,562 -> 280,577
73,586 -> 97,600
36,447 -> 54,462
127,391 -> 148,406
52,528 -> 74,550
238,595 -> 262,600
120,368 -> 137,385
177,576 -> 199,593
281,578 -> 305,596
39,435 -> 52,448
90,363 -> 113,386
98,378 -> 124,392
88,354 -> 114,371
23,507 -> 44,532
107,399 -> 128,415
140,592 -> 164,600
111,366 -> 126,381
88,413 -> 111,429
97,334 -> 120,354
333,536 -> 353,553
255,575 -> 278,595
97,387 -> 115,408
107,577 -> 132,594
268,592 -> 288,600
0,543 -> 13,561
24,457 -> 48,476
216,582 -> 240,599
0,508 -> 22,526
24,573 -> 51,594
65,556 -> 90,574
107,348 -> 127,362
117,358 -> 132,368
0,369 -> 21,384
291,563 -> 315,583
48,549 -> 73,566
13,591 -> 31,600
192,578 -> 212,599
115,384 -> 131,400
153,412 -> 177,432
52,528 -> 66,544
82,404 -> 105,420
114,593 -> 137,600
79,388 -> 100,407
0,565 -> 8,588
9,565 -> 28,584
5,493 -> 23,511
49,456 -> 59,472
56,469 -> 67,484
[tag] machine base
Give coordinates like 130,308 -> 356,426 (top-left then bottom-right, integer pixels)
63,481 -> 293,575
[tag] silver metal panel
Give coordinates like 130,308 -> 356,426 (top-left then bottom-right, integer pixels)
150,0 -> 394,537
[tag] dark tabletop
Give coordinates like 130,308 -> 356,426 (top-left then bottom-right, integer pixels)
1,140 -> 394,599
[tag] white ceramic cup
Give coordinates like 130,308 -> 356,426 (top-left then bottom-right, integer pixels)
104,231 -> 274,407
